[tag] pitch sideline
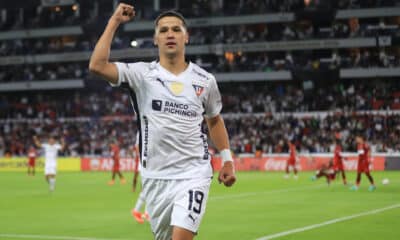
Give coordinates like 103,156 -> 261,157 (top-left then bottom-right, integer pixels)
255,203 -> 400,240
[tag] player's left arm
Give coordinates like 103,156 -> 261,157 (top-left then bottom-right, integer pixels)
206,115 -> 236,187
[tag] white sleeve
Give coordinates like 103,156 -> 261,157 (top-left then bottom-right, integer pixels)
204,75 -> 222,118
112,62 -> 147,91
55,144 -> 62,150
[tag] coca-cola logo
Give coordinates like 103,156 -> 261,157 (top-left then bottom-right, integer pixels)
264,158 -> 286,171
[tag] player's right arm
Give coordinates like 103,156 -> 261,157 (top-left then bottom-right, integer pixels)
32,136 -> 42,148
88,3 -> 135,84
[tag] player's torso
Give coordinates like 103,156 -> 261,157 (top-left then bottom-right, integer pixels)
289,145 -> 296,158
138,64 -> 206,125
28,150 -> 36,159
358,143 -> 369,162
43,144 -> 59,163
333,146 -> 342,165
111,146 -> 120,160
135,63 -> 212,177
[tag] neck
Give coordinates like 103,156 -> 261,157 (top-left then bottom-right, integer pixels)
159,55 -> 188,75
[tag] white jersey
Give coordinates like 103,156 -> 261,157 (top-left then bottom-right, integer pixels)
42,143 -> 62,167
113,61 -> 222,179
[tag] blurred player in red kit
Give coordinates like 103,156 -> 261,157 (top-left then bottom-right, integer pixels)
108,140 -> 126,185
332,139 -> 347,185
351,134 -> 376,191
27,146 -> 37,176
284,139 -> 298,179
311,159 -> 335,184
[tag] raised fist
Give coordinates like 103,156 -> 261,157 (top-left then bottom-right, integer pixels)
110,3 -> 135,24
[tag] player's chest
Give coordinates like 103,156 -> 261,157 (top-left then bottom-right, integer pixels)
143,73 -> 208,104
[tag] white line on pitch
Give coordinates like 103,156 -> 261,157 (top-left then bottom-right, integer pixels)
255,203 -> 400,240
0,234 -> 129,240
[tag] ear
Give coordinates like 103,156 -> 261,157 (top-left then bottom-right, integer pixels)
153,35 -> 158,46
185,31 -> 189,44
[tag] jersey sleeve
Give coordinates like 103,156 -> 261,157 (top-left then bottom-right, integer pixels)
55,144 -> 62,150
203,75 -> 222,118
112,62 -> 147,91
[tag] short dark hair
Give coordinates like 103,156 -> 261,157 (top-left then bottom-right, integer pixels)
154,10 -> 187,28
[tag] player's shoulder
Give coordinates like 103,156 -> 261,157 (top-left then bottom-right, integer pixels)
124,61 -> 153,70
190,62 -> 216,82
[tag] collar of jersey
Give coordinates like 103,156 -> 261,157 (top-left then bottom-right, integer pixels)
156,61 -> 193,78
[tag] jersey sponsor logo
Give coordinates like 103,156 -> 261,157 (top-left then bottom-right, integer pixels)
164,101 -> 197,117
152,100 -> 162,111
168,81 -> 184,96
152,99 -> 198,118
193,85 -> 204,97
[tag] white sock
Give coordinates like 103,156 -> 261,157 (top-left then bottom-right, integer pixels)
49,178 -> 56,191
134,191 -> 146,212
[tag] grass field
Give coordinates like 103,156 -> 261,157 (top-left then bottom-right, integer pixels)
0,171 -> 399,240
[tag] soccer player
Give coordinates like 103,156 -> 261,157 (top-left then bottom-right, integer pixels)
311,159 -> 335,185
89,4 -> 236,240
284,139 -> 298,179
351,134 -> 376,191
33,135 -> 65,192
108,140 -> 126,185
332,139 -> 347,185
27,146 -> 37,176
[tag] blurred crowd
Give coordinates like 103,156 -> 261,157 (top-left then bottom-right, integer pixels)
0,118 -> 137,157
226,113 -> 400,154
1,112 -> 399,157
1,46 -> 400,83
1,0 -> 397,31
1,16 -> 399,57
1,79 -> 400,120
0,89 -> 134,119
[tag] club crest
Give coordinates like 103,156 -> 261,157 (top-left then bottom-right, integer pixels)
192,85 -> 204,97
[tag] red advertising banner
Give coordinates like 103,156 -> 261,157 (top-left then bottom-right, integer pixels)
81,157 -> 138,172
211,155 -> 385,172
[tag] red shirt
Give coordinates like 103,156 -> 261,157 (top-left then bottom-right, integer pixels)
357,143 -> 370,163
28,149 -> 37,161
333,145 -> 343,167
289,143 -> 297,159
111,145 -> 120,162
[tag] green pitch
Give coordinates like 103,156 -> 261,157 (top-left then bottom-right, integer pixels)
0,171 -> 399,240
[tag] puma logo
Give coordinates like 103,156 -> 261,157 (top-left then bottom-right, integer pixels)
188,214 -> 196,223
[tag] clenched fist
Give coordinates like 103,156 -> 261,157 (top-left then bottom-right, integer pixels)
110,3 -> 135,24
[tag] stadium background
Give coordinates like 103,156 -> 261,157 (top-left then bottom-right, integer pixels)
0,0 -> 400,240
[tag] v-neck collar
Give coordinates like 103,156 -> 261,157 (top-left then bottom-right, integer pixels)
157,61 -> 193,78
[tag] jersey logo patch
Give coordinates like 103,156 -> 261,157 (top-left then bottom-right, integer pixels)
168,82 -> 184,96
192,85 -> 204,97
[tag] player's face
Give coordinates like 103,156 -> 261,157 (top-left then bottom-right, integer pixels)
355,136 -> 363,144
49,137 -> 55,145
154,16 -> 188,58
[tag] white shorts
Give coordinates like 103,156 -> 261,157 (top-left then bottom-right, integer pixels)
44,164 -> 57,175
142,177 -> 211,240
